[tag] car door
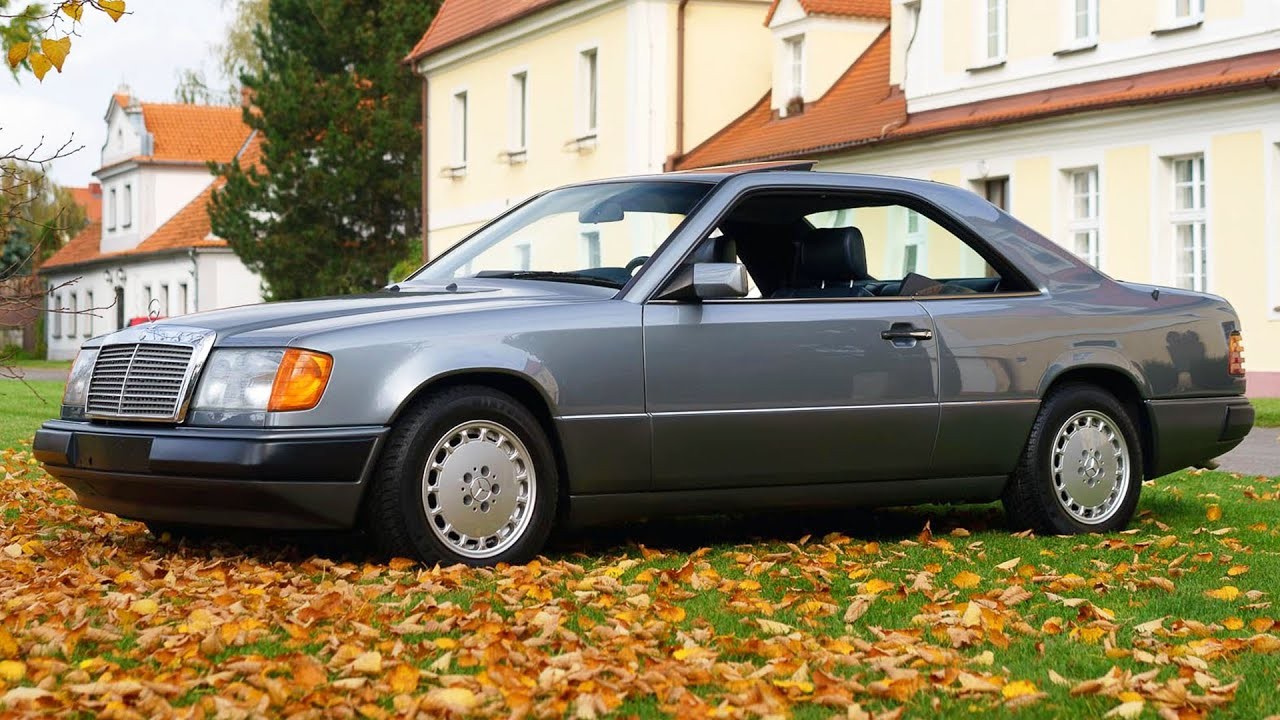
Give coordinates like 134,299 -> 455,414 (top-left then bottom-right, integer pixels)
643,300 -> 939,490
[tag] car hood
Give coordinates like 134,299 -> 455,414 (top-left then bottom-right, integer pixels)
100,280 -> 615,346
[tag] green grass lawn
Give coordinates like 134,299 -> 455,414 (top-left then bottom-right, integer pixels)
0,384 -> 1278,717
0,380 -> 63,449
1252,397 -> 1280,428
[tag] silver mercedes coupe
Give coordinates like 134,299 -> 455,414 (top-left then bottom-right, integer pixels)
36,166 -> 1254,566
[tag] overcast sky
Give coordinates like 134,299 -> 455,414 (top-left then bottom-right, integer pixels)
0,1 -> 237,187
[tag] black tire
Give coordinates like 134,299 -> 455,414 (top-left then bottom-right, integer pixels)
363,385 -> 559,566
1002,383 -> 1144,535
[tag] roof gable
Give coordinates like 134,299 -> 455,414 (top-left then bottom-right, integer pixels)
764,0 -> 890,26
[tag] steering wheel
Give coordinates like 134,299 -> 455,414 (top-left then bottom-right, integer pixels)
624,255 -> 650,276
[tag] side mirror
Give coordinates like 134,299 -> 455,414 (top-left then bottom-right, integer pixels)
693,263 -> 749,299
656,262 -> 749,301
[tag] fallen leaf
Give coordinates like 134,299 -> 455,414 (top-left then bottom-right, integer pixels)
952,571 -> 981,589
424,687 -> 478,714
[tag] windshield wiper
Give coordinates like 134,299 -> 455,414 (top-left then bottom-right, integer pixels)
478,271 -> 624,289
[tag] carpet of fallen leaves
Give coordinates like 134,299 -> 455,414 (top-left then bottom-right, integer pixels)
2,445 -> 1280,719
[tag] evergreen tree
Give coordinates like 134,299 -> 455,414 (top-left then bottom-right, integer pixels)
209,0 -> 437,300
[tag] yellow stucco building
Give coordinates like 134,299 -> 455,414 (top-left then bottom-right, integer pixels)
409,0 -> 1280,394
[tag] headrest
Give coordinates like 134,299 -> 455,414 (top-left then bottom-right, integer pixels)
798,227 -> 868,282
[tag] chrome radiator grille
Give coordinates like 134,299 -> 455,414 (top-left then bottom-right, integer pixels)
86,343 -> 196,421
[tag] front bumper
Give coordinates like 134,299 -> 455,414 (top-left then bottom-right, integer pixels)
1145,396 -> 1254,477
34,420 -> 388,530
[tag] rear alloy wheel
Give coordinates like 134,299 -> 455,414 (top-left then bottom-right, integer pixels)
365,386 -> 558,566
1003,383 -> 1143,535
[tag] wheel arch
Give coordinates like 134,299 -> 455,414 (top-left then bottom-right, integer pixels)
386,368 -> 570,507
1038,364 -> 1153,478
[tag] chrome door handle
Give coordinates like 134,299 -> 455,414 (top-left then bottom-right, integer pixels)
881,327 -> 933,341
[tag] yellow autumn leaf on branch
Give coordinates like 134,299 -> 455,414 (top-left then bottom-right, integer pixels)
98,0 -> 126,21
6,42 -> 30,70
28,52 -> 53,81
41,36 -> 71,73
61,1 -> 84,21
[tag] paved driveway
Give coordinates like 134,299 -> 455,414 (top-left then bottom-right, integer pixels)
1215,427 -> 1279,477
1,368 -> 69,382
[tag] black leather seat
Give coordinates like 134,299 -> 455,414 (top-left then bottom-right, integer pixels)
772,227 -> 875,298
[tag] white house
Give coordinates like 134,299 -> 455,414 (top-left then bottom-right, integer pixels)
41,90 -> 265,360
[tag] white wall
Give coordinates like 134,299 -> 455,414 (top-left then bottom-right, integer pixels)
44,250 -> 264,360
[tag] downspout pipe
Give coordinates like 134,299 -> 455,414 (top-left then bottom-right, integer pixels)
421,76 -> 431,263
663,0 -> 690,172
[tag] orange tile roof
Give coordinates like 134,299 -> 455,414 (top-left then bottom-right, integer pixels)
677,44 -> 1280,169
137,103 -> 251,164
764,0 -> 890,25
67,184 -> 102,224
678,30 -> 903,169
408,0 -> 567,62
42,222 -> 103,269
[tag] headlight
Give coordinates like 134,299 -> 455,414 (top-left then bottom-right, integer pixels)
62,348 -> 99,408
192,348 -> 333,413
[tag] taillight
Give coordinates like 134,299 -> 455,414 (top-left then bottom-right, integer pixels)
1228,331 -> 1245,377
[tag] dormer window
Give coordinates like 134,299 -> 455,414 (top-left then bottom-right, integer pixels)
784,35 -> 805,115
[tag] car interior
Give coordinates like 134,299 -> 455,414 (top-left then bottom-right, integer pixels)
685,191 -> 1031,299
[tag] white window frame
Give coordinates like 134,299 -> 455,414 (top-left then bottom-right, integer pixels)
159,282 -> 169,317
1066,167 -> 1101,268
578,47 -> 599,138
122,183 -> 132,228
451,90 -> 469,171
509,69 -> 529,157
1068,0 -> 1098,47
1173,0 -> 1205,22
903,209 -> 926,275
1158,0 -> 1204,31
51,292 -> 62,339
983,0 -> 1008,63
1169,154 -> 1208,292
580,230 -> 602,268
784,34 -> 806,106
84,290 -> 93,337
107,187 -> 117,230
178,282 -> 188,316
67,292 -> 77,336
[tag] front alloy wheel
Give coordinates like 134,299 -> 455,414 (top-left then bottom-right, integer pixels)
422,420 -> 538,559
1003,383 -> 1143,535
365,386 -> 558,566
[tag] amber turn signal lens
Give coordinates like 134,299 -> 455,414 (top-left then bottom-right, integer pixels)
268,349 -> 333,412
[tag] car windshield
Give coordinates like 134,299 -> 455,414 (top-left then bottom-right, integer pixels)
411,181 -> 713,289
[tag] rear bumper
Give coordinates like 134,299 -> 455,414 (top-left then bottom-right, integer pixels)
1145,396 -> 1254,477
34,420 -> 387,530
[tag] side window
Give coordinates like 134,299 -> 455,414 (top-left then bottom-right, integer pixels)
680,191 -> 1017,300
805,203 -> 995,284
